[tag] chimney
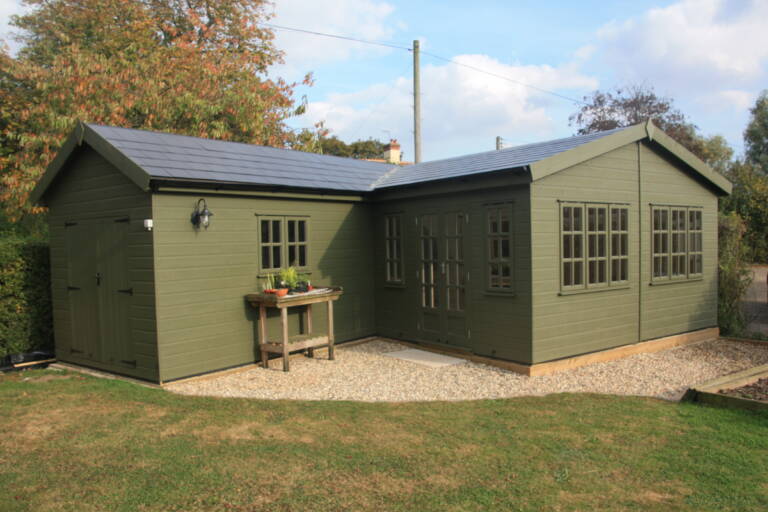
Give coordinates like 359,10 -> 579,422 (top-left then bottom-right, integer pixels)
383,139 -> 401,164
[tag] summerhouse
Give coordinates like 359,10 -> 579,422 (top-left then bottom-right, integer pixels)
31,121 -> 731,382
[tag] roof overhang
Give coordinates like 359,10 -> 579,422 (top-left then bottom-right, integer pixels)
529,120 -> 732,196
29,122 -> 152,206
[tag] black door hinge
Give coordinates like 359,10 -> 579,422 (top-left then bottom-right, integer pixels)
70,348 -> 84,354
114,217 -> 130,223
64,221 -> 78,227
117,288 -> 133,296
120,360 -> 137,368
67,286 -> 81,291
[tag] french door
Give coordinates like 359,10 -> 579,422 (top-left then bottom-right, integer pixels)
417,212 -> 469,347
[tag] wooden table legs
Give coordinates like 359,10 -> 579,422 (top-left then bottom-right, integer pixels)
327,300 -> 335,361
281,307 -> 289,372
306,304 -> 314,358
256,297 -> 337,371
259,305 -> 268,369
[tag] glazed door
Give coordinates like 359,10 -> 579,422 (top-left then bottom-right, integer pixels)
416,212 -> 469,347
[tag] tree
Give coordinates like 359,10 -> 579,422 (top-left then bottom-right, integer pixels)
744,90 -> 768,173
320,136 -> 388,160
721,161 -> 768,263
569,84 -> 731,167
0,0 -> 311,221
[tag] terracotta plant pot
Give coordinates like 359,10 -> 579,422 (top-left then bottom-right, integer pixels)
275,288 -> 289,297
263,289 -> 276,294
308,285 -> 314,291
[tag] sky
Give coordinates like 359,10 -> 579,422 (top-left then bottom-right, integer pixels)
2,0 -> 767,161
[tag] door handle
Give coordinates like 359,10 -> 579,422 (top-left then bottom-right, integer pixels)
95,273 -> 102,286
117,288 -> 133,295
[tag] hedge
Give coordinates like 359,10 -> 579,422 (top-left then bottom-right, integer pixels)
0,237 -> 53,357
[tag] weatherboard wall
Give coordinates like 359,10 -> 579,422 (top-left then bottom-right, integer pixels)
638,142 -> 718,341
530,141 -> 719,363
151,192 -> 377,382
46,147 -> 159,381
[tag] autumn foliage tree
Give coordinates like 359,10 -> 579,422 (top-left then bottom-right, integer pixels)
569,85 -> 732,167
0,0 -> 311,220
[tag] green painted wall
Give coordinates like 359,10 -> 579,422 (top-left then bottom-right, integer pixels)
46,147 -> 158,380
530,141 -> 719,363
638,142 -> 719,341
151,193 -> 377,382
373,177 -> 533,363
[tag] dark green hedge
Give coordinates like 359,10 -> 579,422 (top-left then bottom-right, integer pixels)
0,238 -> 53,357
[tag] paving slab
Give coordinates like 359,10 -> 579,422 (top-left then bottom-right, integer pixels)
382,348 -> 468,368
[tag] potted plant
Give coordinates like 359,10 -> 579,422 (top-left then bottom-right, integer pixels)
262,273 -> 277,294
279,267 -> 299,295
296,272 -> 313,292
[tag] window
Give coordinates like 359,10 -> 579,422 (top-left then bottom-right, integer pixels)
384,215 -> 403,283
651,205 -> 702,282
561,202 -> 629,291
286,219 -> 308,267
487,205 -> 513,289
610,206 -> 629,283
258,216 -> 308,271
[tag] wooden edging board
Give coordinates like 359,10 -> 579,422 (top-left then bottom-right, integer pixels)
383,327 -> 720,376
682,363 -> 768,412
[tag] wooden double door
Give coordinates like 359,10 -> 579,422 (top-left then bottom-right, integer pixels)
416,212 -> 469,347
64,217 -> 135,369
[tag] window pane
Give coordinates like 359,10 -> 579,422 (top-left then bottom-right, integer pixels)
261,220 -> 270,243
501,239 -> 510,259
621,234 -> 628,256
500,211 -> 510,233
272,220 -> 281,243
612,259 -> 620,282
298,220 -> 306,242
288,245 -> 296,266
588,207 -> 596,231
262,246 -> 270,269
598,234 -> 606,257
272,246 -> 281,268
564,262 -> 572,286
611,234 -> 619,256
564,234 -> 572,259
573,207 -> 582,231
573,261 -> 583,285
611,208 -> 619,231
288,220 -> 296,242
563,207 -> 572,231
489,210 -> 498,234
597,208 -> 606,231
620,209 -> 628,230
573,235 -> 582,258
299,246 -> 307,267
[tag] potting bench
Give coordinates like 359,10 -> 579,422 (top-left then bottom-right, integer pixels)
245,287 -> 343,372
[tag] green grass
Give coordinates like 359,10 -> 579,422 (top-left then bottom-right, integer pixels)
1,370 -> 767,511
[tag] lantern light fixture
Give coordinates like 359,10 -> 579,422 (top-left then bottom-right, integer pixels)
190,198 -> 213,229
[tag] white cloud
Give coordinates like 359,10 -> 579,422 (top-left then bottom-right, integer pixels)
300,53 -> 598,160
0,0 -> 26,53
595,0 -> 768,101
270,0 -> 397,79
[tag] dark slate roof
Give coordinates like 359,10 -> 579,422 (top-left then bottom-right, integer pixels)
373,128 -> 625,188
86,124 -> 396,192
85,124 -> 627,192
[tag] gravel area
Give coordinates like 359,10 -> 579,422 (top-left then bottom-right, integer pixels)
166,338 -> 768,402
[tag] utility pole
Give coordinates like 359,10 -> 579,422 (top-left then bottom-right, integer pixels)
495,136 -> 503,151
413,39 -> 422,163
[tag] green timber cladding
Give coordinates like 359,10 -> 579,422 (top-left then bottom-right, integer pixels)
32,121 -> 731,383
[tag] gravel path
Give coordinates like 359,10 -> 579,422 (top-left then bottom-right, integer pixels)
166,338 -> 768,402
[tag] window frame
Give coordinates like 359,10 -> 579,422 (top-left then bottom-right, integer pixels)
485,203 -> 514,293
559,201 -> 630,294
256,215 -> 310,273
384,213 -> 404,285
650,204 -> 703,284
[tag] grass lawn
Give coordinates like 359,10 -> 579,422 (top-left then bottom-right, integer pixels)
1,370 -> 767,511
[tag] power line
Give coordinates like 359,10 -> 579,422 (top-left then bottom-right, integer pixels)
261,23 -> 412,51
420,51 -> 588,106
263,22 -> 589,106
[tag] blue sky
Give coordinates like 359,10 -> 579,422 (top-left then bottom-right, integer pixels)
3,0 -> 767,161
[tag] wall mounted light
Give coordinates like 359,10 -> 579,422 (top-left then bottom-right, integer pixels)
143,219 -> 154,231
190,198 -> 213,229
